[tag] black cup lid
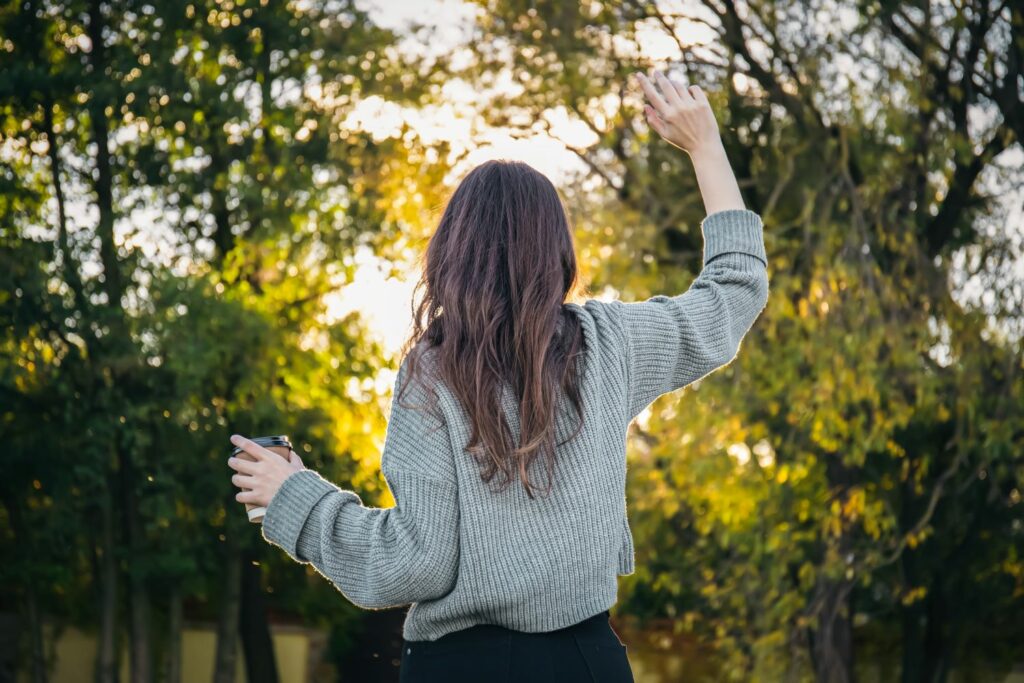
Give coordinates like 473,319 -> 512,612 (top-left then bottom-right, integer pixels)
231,435 -> 292,455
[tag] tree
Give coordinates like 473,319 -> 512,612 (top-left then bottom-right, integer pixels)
0,1 -> 455,681
459,1 -> 1024,680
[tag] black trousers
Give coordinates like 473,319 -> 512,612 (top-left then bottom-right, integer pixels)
399,610 -> 635,682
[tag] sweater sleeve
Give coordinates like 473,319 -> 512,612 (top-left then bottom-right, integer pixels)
587,209 -> 769,420
260,357 -> 460,609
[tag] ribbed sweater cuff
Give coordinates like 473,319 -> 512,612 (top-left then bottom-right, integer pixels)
700,208 -> 767,267
262,469 -> 340,561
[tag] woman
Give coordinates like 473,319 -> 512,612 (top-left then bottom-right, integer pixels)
227,69 -> 769,682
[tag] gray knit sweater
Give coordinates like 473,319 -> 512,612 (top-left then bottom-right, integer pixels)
261,208 -> 769,642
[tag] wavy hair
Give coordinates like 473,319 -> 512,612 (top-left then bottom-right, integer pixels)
396,159 -> 586,499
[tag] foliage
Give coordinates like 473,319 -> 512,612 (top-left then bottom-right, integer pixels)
462,1 -> 1024,680
0,0 -> 453,678
1,1 -> 1022,682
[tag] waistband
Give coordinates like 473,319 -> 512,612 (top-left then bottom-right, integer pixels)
424,610 -> 612,644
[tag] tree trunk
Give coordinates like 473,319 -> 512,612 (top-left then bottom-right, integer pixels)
898,472 -> 960,683
240,550 -> 279,683
902,570 -> 953,683
84,5 -> 135,671
86,0 -> 122,309
206,137 -> 234,262
94,480 -> 119,683
809,577 -> 855,683
24,585 -> 48,683
257,16 -> 278,172
162,583 -> 183,683
42,99 -> 86,312
7,495 -> 49,683
127,581 -> 151,683
212,541 -> 243,683
116,445 -> 152,683
922,585 -> 950,683
811,455 -> 858,683
901,607 -> 925,683
22,593 -> 44,683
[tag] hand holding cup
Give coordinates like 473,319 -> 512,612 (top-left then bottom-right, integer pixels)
227,434 -> 306,523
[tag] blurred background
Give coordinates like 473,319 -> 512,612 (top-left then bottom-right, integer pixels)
1,0 -> 1022,681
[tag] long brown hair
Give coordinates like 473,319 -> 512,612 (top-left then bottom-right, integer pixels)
397,159 -> 586,499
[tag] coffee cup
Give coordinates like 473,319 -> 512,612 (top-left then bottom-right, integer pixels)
232,435 -> 293,524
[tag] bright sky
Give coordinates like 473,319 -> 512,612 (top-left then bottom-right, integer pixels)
328,0 -> 726,357
339,0 -> 1024,359
327,0 -> 596,357
24,0 -> 1022,359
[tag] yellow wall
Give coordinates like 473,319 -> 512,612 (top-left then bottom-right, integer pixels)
23,622 -> 1024,683
19,623 -> 317,683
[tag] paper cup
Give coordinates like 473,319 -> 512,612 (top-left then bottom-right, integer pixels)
232,435 -> 292,524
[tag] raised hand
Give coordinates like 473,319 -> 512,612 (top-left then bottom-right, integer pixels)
634,68 -> 743,214
635,69 -> 721,159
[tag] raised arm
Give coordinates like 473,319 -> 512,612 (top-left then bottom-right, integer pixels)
636,68 -> 745,215
260,355 -> 460,609
615,209 -> 768,419
583,70 -> 769,420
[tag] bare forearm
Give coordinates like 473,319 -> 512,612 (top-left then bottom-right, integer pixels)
689,140 -> 745,216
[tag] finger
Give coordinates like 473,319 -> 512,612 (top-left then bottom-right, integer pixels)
235,489 -> 260,504
670,75 -> 695,103
227,456 -> 258,474
688,84 -> 707,103
637,72 -> 670,117
655,70 -> 685,107
644,105 -> 668,136
231,473 -> 257,489
230,434 -> 272,461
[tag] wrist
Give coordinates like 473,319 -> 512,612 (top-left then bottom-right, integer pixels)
687,138 -> 727,166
